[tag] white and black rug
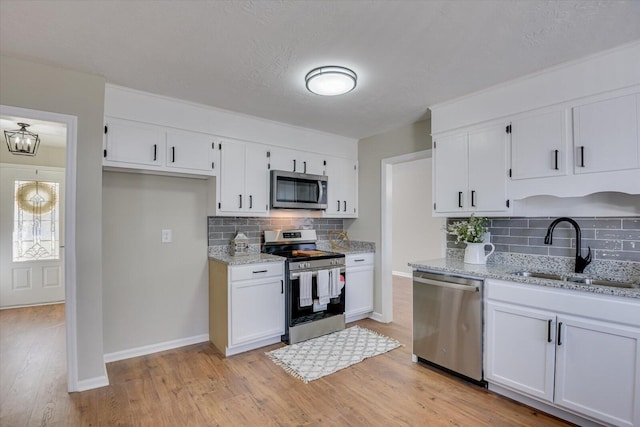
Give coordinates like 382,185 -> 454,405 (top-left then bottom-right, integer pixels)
266,326 -> 402,383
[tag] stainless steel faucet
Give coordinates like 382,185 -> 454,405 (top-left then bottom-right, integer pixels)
544,217 -> 592,274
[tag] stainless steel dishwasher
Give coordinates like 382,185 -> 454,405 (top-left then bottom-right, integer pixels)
412,270 -> 485,384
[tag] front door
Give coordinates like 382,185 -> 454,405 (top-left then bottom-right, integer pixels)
0,164 -> 65,308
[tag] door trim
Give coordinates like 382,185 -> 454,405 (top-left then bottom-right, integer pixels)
0,104 -> 79,392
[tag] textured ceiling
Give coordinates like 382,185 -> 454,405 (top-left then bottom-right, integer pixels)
1,1 -> 640,139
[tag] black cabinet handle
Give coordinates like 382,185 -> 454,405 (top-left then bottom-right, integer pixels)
293,159 -> 297,171
554,150 -> 559,170
471,190 -> 476,207
252,270 -> 267,274
557,322 -> 563,346
153,144 -> 157,161
249,195 -> 253,209
547,319 -> 553,343
337,200 -> 341,211
343,200 -> 347,211
303,161 -> 307,174
458,192 -> 463,208
354,259 -> 365,262
171,146 -> 176,163
579,146 -> 585,167
239,194 -> 243,209
281,279 -> 284,294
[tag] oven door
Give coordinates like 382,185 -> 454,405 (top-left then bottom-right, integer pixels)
271,170 -> 328,210
289,268 -> 345,326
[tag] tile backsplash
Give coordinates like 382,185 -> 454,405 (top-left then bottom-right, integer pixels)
207,217 -> 344,247
446,217 -> 640,263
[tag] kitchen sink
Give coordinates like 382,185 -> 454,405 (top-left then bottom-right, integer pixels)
511,271 -> 639,289
511,271 -> 570,281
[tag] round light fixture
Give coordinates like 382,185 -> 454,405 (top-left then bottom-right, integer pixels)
305,66 -> 357,96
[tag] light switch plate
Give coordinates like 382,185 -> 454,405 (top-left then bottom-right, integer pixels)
161,229 -> 172,243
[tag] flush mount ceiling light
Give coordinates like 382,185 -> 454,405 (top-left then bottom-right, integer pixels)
4,122 -> 40,156
305,66 -> 357,96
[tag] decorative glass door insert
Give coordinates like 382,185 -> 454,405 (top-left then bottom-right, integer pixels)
13,180 -> 60,262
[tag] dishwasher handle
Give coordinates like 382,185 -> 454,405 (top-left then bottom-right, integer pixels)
413,276 -> 480,292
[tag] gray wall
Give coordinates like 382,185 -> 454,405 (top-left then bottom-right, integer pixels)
392,157 -> 444,275
447,217 -> 640,262
0,55 -> 106,382
347,119 -> 432,313
102,172 -> 209,353
0,144 -> 66,167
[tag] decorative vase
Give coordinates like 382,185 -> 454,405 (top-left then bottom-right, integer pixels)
464,242 -> 495,264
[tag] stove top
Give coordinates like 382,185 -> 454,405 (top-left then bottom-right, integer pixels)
262,229 -> 345,269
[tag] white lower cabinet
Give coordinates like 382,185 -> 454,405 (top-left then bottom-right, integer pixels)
485,280 -> 640,427
209,260 -> 284,356
345,253 -> 374,321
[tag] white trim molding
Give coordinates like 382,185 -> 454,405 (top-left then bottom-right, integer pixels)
0,104 -> 80,392
104,334 -> 210,363
392,271 -> 412,279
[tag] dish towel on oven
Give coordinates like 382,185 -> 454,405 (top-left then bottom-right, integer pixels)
299,271 -> 313,307
317,269 -> 331,305
330,267 -> 344,298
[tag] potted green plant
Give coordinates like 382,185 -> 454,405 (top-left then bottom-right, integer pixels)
445,215 -> 495,264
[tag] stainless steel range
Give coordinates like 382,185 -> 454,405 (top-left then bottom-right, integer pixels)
263,229 -> 346,344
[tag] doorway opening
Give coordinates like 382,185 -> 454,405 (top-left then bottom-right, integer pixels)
380,150 -> 444,324
0,105 -> 78,392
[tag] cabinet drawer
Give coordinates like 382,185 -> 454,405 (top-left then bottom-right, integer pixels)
346,253 -> 374,267
230,262 -> 283,281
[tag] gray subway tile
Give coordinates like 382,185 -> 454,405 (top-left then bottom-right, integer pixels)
623,241 -> 640,252
576,219 -> 621,229
622,219 -> 640,229
528,218 -> 556,228
581,239 -> 621,251
210,239 -> 229,246
492,236 -> 528,245
596,229 -> 640,240
491,219 -> 529,228
529,237 -> 570,248
510,228 -> 547,237
596,250 -> 640,262
548,247 -> 575,258
488,227 -> 510,236
509,245 -> 549,255
493,244 -> 509,253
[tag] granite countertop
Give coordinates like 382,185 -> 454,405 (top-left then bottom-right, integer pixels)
409,258 -> 640,300
317,240 -> 375,254
209,253 -> 284,266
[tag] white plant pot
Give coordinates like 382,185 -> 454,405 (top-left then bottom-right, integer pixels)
464,242 -> 495,264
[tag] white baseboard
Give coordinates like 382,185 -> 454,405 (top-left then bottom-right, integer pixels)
392,271 -> 412,279
75,364 -> 109,392
346,311 -> 372,323
224,335 -> 282,357
369,311 -> 386,323
104,333 -> 210,363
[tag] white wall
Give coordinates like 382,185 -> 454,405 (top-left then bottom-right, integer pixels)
0,55 -> 106,385
392,158 -> 444,276
0,144 -> 66,167
102,171 -> 209,354
346,119 -> 431,314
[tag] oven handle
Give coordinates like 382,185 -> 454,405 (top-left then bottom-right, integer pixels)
290,267 -> 345,280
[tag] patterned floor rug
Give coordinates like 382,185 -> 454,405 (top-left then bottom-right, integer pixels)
266,326 -> 402,383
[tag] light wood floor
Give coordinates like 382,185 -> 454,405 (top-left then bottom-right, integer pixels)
0,276 -> 573,426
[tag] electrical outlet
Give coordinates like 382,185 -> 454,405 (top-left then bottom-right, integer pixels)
161,229 -> 172,243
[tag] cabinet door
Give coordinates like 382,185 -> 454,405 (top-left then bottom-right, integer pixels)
345,256 -> 373,318
433,133 -> 468,213
218,140 -> 245,212
166,130 -> 218,174
230,275 -> 284,346
468,125 -> 508,212
325,156 -> 357,217
269,147 -> 299,173
555,315 -> 640,427
104,118 -> 164,167
511,110 -> 567,179
302,152 -> 326,176
244,143 -> 269,214
485,301 -> 556,402
573,93 -> 639,174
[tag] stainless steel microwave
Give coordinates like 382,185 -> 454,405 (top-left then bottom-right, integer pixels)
270,170 -> 328,210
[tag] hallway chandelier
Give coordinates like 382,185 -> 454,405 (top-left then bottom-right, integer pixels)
5,122 -> 40,156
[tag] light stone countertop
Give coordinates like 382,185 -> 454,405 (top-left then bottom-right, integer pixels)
409,258 -> 640,300
209,253 -> 284,266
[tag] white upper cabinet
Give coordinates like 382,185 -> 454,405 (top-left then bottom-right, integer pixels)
269,147 -> 325,176
573,93 -> 640,174
433,124 -> 509,216
166,129 -> 218,173
104,118 -> 165,167
217,139 -> 269,216
510,109 -> 568,180
324,156 -> 358,217
104,117 -> 219,176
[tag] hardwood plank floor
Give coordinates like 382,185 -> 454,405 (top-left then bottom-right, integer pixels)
0,278 -> 574,426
